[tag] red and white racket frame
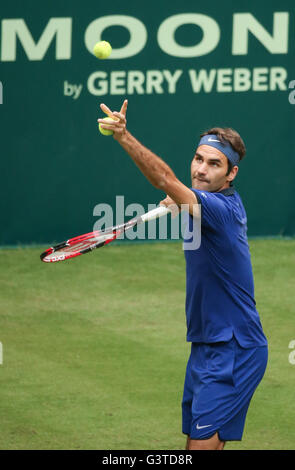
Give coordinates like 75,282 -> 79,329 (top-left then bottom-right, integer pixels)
40,205 -> 171,263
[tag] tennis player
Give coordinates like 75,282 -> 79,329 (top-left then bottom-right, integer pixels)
97,100 -> 268,450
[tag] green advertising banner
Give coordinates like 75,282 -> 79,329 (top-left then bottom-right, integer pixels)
1,0 -> 295,244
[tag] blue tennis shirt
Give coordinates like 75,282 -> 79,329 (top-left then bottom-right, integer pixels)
183,187 -> 267,348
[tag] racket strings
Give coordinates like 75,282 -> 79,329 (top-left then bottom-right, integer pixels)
41,218 -> 140,262
42,231 -> 118,262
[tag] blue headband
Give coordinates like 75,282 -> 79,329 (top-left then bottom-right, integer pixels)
198,134 -> 240,166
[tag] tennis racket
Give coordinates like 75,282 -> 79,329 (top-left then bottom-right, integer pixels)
40,205 -> 171,263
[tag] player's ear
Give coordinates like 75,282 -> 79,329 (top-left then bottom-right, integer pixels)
227,165 -> 239,183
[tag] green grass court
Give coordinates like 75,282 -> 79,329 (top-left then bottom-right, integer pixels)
0,239 -> 294,450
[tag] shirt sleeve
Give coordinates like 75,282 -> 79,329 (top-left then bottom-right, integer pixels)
191,188 -> 231,229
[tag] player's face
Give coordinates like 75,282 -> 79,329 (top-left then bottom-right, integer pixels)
191,145 -> 237,192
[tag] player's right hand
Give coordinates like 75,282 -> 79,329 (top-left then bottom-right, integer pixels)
159,195 -> 180,218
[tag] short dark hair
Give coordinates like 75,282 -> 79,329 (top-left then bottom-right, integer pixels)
200,127 -> 246,175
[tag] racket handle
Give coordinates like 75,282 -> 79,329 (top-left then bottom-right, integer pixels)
141,205 -> 171,223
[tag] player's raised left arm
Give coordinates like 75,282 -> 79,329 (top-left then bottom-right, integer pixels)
97,101 -> 199,216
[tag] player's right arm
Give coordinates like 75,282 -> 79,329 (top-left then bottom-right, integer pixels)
98,100 -> 199,217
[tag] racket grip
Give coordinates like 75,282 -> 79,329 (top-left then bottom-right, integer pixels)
141,205 -> 171,223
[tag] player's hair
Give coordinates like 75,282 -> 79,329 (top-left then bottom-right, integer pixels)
200,127 -> 246,175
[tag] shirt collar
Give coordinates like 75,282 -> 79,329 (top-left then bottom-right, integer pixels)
218,187 -> 235,196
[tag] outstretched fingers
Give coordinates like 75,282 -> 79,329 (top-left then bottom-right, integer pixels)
98,100 -> 128,138
120,99 -> 128,116
100,103 -> 116,119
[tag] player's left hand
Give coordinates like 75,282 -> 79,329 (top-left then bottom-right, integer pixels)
98,100 -> 128,141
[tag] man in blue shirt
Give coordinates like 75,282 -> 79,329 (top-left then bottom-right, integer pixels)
98,100 -> 268,450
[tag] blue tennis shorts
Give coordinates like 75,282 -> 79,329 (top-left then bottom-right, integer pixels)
182,336 -> 268,441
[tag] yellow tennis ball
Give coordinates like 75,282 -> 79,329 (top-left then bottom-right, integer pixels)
98,117 -> 115,136
93,41 -> 112,59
